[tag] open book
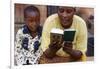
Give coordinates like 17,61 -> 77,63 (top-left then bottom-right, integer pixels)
50,28 -> 76,42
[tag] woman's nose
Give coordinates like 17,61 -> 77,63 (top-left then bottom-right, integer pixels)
63,12 -> 67,17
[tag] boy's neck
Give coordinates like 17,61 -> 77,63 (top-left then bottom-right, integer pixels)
30,31 -> 38,38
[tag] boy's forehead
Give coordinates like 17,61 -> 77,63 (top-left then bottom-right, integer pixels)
26,11 -> 39,17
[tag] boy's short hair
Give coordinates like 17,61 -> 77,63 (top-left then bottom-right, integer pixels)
24,5 -> 40,18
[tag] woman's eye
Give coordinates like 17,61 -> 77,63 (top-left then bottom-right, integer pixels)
59,9 -> 64,13
66,9 -> 73,13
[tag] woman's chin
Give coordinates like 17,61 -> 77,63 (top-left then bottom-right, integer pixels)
62,24 -> 71,28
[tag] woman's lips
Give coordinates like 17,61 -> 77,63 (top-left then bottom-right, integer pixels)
62,19 -> 69,24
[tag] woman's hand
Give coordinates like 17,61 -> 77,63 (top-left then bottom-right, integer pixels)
63,41 -> 73,50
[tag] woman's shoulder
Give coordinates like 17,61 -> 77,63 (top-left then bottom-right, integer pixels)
45,13 -> 58,23
73,15 -> 86,26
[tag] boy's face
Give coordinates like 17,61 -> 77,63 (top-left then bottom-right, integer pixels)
25,11 -> 40,32
58,7 -> 75,28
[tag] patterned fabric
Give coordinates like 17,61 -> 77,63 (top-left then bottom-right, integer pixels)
15,25 -> 42,65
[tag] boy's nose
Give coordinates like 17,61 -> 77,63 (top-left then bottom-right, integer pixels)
30,22 -> 36,25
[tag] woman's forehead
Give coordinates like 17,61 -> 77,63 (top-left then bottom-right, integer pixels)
59,6 -> 75,9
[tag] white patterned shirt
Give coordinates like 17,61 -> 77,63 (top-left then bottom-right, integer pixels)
15,25 -> 42,65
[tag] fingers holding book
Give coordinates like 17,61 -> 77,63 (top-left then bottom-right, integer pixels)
63,41 -> 73,49
49,41 -> 62,51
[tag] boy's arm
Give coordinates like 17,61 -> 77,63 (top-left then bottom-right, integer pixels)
14,29 -> 23,65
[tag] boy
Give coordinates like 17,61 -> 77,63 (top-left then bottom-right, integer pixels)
15,5 -> 42,65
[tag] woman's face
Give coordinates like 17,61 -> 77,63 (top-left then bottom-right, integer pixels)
58,7 -> 75,28
25,11 -> 40,32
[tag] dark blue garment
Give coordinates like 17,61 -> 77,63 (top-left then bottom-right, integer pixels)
22,25 -> 42,38
22,37 -> 29,50
33,41 -> 40,53
23,25 -> 30,34
86,37 -> 94,56
22,25 -> 42,52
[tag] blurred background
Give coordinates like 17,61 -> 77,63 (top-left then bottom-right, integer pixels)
14,4 -> 94,60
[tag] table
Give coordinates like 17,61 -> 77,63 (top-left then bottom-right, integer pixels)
87,56 -> 94,61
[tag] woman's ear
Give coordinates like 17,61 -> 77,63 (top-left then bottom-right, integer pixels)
74,8 -> 77,14
74,8 -> 76,12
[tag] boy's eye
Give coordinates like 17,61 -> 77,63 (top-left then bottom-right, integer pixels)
29,19 -> 34,22
26,18 -> 34,22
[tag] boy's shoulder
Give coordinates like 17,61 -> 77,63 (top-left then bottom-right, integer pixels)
17,25 -> 28,35
17,25 -> 43,37
17,27 -> 23,34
